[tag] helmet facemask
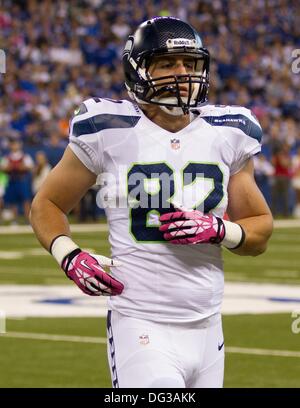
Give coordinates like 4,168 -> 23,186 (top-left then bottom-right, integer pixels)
127,50 -> 209,116
145,53 -> 209,115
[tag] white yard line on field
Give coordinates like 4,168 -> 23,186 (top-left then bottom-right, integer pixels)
0,247 -> 96,260
0,219 -> 300,235
271,234 -> 300,241
266,245 -> 300,252
273,219 -> 300,228
263,270 -> 300,278
2,331 -> 300,358
1,331 -> 107,344
225,258 -> 300,267
0,224 -> 109,234
226,346 -> 300,358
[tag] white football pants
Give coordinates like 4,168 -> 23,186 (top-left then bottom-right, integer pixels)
107,310 -> 224,388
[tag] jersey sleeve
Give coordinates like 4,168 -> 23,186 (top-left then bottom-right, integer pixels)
228,107 -> 262,175
200,105 -> 263,175
68,98 -> 103,175
202,105 -> 262,175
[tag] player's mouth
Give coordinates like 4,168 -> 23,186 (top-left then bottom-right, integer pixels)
159,86 -> 189,97
178,87 -> 189,96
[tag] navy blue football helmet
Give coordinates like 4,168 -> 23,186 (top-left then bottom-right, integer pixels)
123,17 -> 210,114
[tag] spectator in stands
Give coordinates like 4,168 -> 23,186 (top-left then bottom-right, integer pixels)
0,138 -> 34,224
32,151 -> 51,195
0,171 -> 8,223
291,147 -> 300,218
0,0 -> 299,217
43,133 -> 66,168
271,142 -> 292,217
253,154 -> 274,207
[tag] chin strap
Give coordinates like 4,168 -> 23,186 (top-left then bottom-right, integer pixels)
159,105 -> 188,116
156,97 -> 190,116
128,92 -> 191,116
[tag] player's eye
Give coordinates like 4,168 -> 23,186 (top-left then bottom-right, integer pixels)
158,62 -> 173,69
184,61 -> 195,70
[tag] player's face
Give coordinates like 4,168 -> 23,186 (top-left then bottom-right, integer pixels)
148,55 -> 197,97
9,140 -> 22,152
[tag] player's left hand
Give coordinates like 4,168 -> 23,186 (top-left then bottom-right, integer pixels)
159,208 -> 225,245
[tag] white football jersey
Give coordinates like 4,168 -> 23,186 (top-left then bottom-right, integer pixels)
69,98 -> 262,324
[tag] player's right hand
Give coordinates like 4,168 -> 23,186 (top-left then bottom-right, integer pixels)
62,249 -> 124,296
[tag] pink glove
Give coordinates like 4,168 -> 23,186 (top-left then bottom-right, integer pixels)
62,249 -> 124,296
159,209 -> 225,245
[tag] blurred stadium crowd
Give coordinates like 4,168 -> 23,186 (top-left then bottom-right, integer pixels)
0,0 -> 300,223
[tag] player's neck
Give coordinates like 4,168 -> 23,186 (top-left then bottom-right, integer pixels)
141,105 -> 191,133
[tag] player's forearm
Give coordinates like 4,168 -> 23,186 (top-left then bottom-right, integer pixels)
229,214 -> 273,256
30,195 -> 71,252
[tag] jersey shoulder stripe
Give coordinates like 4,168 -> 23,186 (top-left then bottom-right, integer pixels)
199,105 -> 262,143
71,98 -> 141,137
201,114 -> 262,142
72,113 -> 140,137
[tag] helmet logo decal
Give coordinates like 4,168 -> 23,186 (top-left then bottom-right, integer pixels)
166,38 -> 197,48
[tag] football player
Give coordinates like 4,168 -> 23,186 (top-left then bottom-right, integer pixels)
30,17 -> 273,388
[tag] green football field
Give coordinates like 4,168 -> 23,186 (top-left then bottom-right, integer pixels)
0,225 -> 300,388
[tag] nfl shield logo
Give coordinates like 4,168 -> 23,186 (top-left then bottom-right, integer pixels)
170,138 -> 180,150
139,334 -> 150,345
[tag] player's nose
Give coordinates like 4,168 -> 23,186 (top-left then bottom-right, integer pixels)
174,62 -> 188,75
